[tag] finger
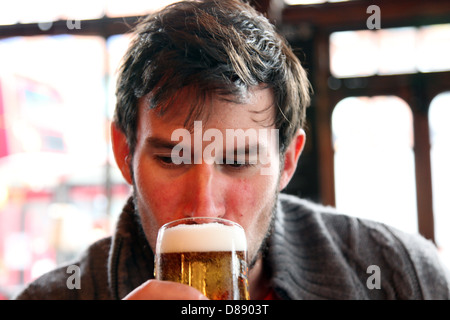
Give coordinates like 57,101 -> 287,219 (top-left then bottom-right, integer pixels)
123,279 -> 209,300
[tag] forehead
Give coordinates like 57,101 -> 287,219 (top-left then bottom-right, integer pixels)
137,85 -> 276,133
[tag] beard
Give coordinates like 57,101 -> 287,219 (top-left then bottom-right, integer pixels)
247,191 -> 278,270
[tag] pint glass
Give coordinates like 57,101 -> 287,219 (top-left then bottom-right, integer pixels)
154,217 -> 250,300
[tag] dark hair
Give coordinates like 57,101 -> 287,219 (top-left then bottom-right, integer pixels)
114,0 -> 311,155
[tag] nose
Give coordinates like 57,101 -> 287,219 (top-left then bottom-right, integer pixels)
184,163 -> 225,218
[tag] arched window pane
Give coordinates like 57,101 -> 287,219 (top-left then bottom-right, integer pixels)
332,96 -> 418,233
429,92 -> 450,268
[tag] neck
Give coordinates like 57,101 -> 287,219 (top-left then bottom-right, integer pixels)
248,256 -> 271,300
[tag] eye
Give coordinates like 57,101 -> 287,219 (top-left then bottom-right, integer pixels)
155,155 -> 178,167
224,159 -> 256,171
158,156 -> 173,164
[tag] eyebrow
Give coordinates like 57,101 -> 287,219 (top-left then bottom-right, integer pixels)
145,136 -> 178,150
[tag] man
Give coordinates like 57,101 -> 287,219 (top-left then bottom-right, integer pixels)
16,0 -> 450,300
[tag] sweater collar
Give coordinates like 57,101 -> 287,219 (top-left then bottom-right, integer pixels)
107,197 -> 155,299
268,194 -> 368,300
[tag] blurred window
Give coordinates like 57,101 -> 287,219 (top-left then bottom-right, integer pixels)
330,24 -> 450,78
417,24 -> 450,73
330,30 -> 378,78
0,0 -> 179,25
429,92 -> 450,267
0,0 -> 105,24
332,96 -> 418,234
0,34 -> 132,299
105,0 -> 178,18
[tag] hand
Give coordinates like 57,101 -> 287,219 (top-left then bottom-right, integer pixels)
123,279 -> 209,300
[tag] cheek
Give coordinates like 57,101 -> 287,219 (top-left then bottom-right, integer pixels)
227,175 -> 278,260
226,175 -> 278,219
228,182 -> 254,216
136,176 -> 173,219
133,160 -> 178,226
133,171 -> 181,250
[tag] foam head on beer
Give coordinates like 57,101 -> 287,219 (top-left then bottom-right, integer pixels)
157,222 -> 247,253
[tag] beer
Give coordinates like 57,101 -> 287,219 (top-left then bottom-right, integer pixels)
155,219 -> 249,300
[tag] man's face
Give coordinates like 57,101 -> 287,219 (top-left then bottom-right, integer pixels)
126,86 -> 284,267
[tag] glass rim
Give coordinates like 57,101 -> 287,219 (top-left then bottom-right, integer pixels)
159,217 -> 244,231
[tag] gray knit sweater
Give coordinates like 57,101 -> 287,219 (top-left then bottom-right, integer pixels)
15,193 -> 450,299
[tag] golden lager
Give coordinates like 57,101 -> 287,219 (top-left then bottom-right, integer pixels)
155,218 -> 249,300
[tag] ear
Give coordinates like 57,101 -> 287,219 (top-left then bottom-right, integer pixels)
111,122 -> 133,185
279,129 -> 306,191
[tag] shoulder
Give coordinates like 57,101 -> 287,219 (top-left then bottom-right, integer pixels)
385,226 -> 450,299
14,237 -> 113,300
275,193 -> 450,299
